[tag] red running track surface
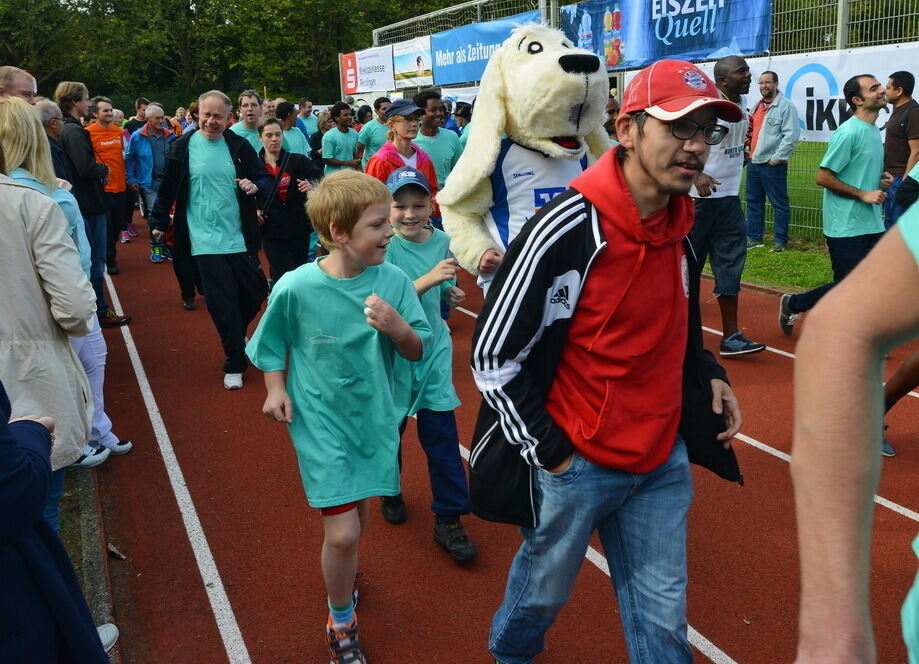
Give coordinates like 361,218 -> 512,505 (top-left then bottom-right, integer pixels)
93,232 -> 916,663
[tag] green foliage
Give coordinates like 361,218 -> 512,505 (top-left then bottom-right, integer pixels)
0,0 -> 452,107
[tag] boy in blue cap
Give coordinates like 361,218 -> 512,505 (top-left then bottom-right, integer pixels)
382,166 -> 477,561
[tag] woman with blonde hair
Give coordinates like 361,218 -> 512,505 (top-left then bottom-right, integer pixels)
0,97 -> 132,520
364,98 -> 439,206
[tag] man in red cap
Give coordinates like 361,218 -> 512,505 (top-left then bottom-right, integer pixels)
471,59 -> 744,664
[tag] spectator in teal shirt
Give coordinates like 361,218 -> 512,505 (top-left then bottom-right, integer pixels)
411,89 -> 462,188
229,89 -> 264,154
321,102 -> 360,175
296,98 -> 318,138
356,96 -> 391,170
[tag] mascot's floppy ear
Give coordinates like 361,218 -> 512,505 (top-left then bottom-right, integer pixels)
437,47 -> 507,207
584,125 -> 612,162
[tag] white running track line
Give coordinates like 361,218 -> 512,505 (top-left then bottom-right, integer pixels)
104,275 -> 252,664
701,325 -> 919,399
454,445 -> 739,663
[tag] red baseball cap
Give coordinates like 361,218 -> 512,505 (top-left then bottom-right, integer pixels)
621,59 -> 743,123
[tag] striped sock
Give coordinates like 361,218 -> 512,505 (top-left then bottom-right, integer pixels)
328,598 -> 354,627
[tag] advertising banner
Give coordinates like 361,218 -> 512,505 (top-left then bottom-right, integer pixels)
622,42 -> 919,141
561,0 -> 771,71
432,10 -> 541,86
340,45 -> 395,95
394,36 -> 434,89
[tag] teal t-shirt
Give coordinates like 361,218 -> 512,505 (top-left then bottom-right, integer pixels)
283,128 -> 310,156
413,129 -> 463,187
358,118 -> 389,170
322,127 -> 359,175
229,121 -> 263,155
186,132 -> 246,256
894,204 -> 919,664
820,116 -> 885,238
459,122 -> 471,149
301,114 -> 318,136
245,260 -> 433,507
385,227 -> 461,415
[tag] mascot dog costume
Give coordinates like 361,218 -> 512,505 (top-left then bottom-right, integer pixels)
439,24 -> 611,289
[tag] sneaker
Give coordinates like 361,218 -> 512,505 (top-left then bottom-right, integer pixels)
99,309 -> 132,328
69,444 -> 110,469
106,263 -> 120,275
163,245 -> 173,261
746,239 -> 765,249
100,439 -> 133,455
772,242 -> 786,253
119,231 -> 132,243
779,294 -> 800,336
434,517 -> 478,561
223,373 -> 243,390
150,245 -> 164,263
127,222 -> 140,237
380,494 -> 406,524
882,425 -> 896,457
719,332 -> 766,357
326,615 -> 367,664
183,297 -> 197,311
96,623 -> 119,653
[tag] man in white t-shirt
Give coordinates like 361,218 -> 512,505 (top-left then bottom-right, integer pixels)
690,56 -> 766,357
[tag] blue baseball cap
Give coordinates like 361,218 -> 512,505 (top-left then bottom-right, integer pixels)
385,166 -> 432,195
384,98 -> 423,119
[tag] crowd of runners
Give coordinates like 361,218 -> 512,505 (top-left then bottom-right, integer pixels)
0,46 -> 916,664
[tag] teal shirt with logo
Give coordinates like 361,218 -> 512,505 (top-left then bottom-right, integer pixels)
413,129 -> 463,188
322,127 -> 359,175
229,121 -> 263,155
385,227 -> 461,415
358,118 -> 389,170
245,260 -> 432,507
186,132 -> 246,256
820,115 -> 885,238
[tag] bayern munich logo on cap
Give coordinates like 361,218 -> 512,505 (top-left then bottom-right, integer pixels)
682,69 -> 708,90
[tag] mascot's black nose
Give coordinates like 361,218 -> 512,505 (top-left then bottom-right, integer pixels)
559,54 -> 600,74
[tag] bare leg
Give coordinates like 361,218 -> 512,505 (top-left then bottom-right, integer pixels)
719,294 -> 739,337
884,350 -> 919,411
321,500 -> 367,608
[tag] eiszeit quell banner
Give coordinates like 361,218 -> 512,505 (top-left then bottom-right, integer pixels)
431,10 -> 541,86
561,0 -> 771,71
394,37 -> 434,89
340,45 -> 395,96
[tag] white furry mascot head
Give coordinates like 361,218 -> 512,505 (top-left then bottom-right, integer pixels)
439,23 -> 611,274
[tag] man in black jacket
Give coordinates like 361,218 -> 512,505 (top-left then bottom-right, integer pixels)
54,81 -> 131,328
151,90 -> 270,390
473,60 -> 743,664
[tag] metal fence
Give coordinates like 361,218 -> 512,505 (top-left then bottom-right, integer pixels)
371,0 -> 919,239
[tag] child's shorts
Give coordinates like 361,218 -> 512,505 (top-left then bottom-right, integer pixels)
319,501 -> 358,516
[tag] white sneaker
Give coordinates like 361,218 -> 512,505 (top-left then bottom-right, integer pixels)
223,373 -> 243,390
100,439 -> 133,455
96,622 -> 119,653
69,444 -> 111,469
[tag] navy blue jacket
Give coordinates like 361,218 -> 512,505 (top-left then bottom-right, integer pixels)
47,135 -> 74,183
0,381 -> 108,663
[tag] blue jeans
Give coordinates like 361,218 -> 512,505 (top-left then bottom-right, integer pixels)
398,410 -> 471,518
140,181 -> 165,247
43,468 -> 67,534
884,176 -> 905,229
489,440 -> 694,664
745,161 -> 791,244
83,213 -> 110,313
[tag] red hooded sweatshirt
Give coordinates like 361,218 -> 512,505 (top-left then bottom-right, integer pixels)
544,147 -> 695,473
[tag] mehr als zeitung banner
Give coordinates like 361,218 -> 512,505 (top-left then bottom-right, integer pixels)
431,10 -> 541,86
562,0 -> 771,71
394,37 -> 434,89
622,41 -> 919,142
340,45 -> 395,96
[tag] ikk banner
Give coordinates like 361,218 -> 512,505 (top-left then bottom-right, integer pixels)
394,36 -> 434,89
340,45 -> 395,95
431,10 -> 541,86
561,0 -> 771,71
